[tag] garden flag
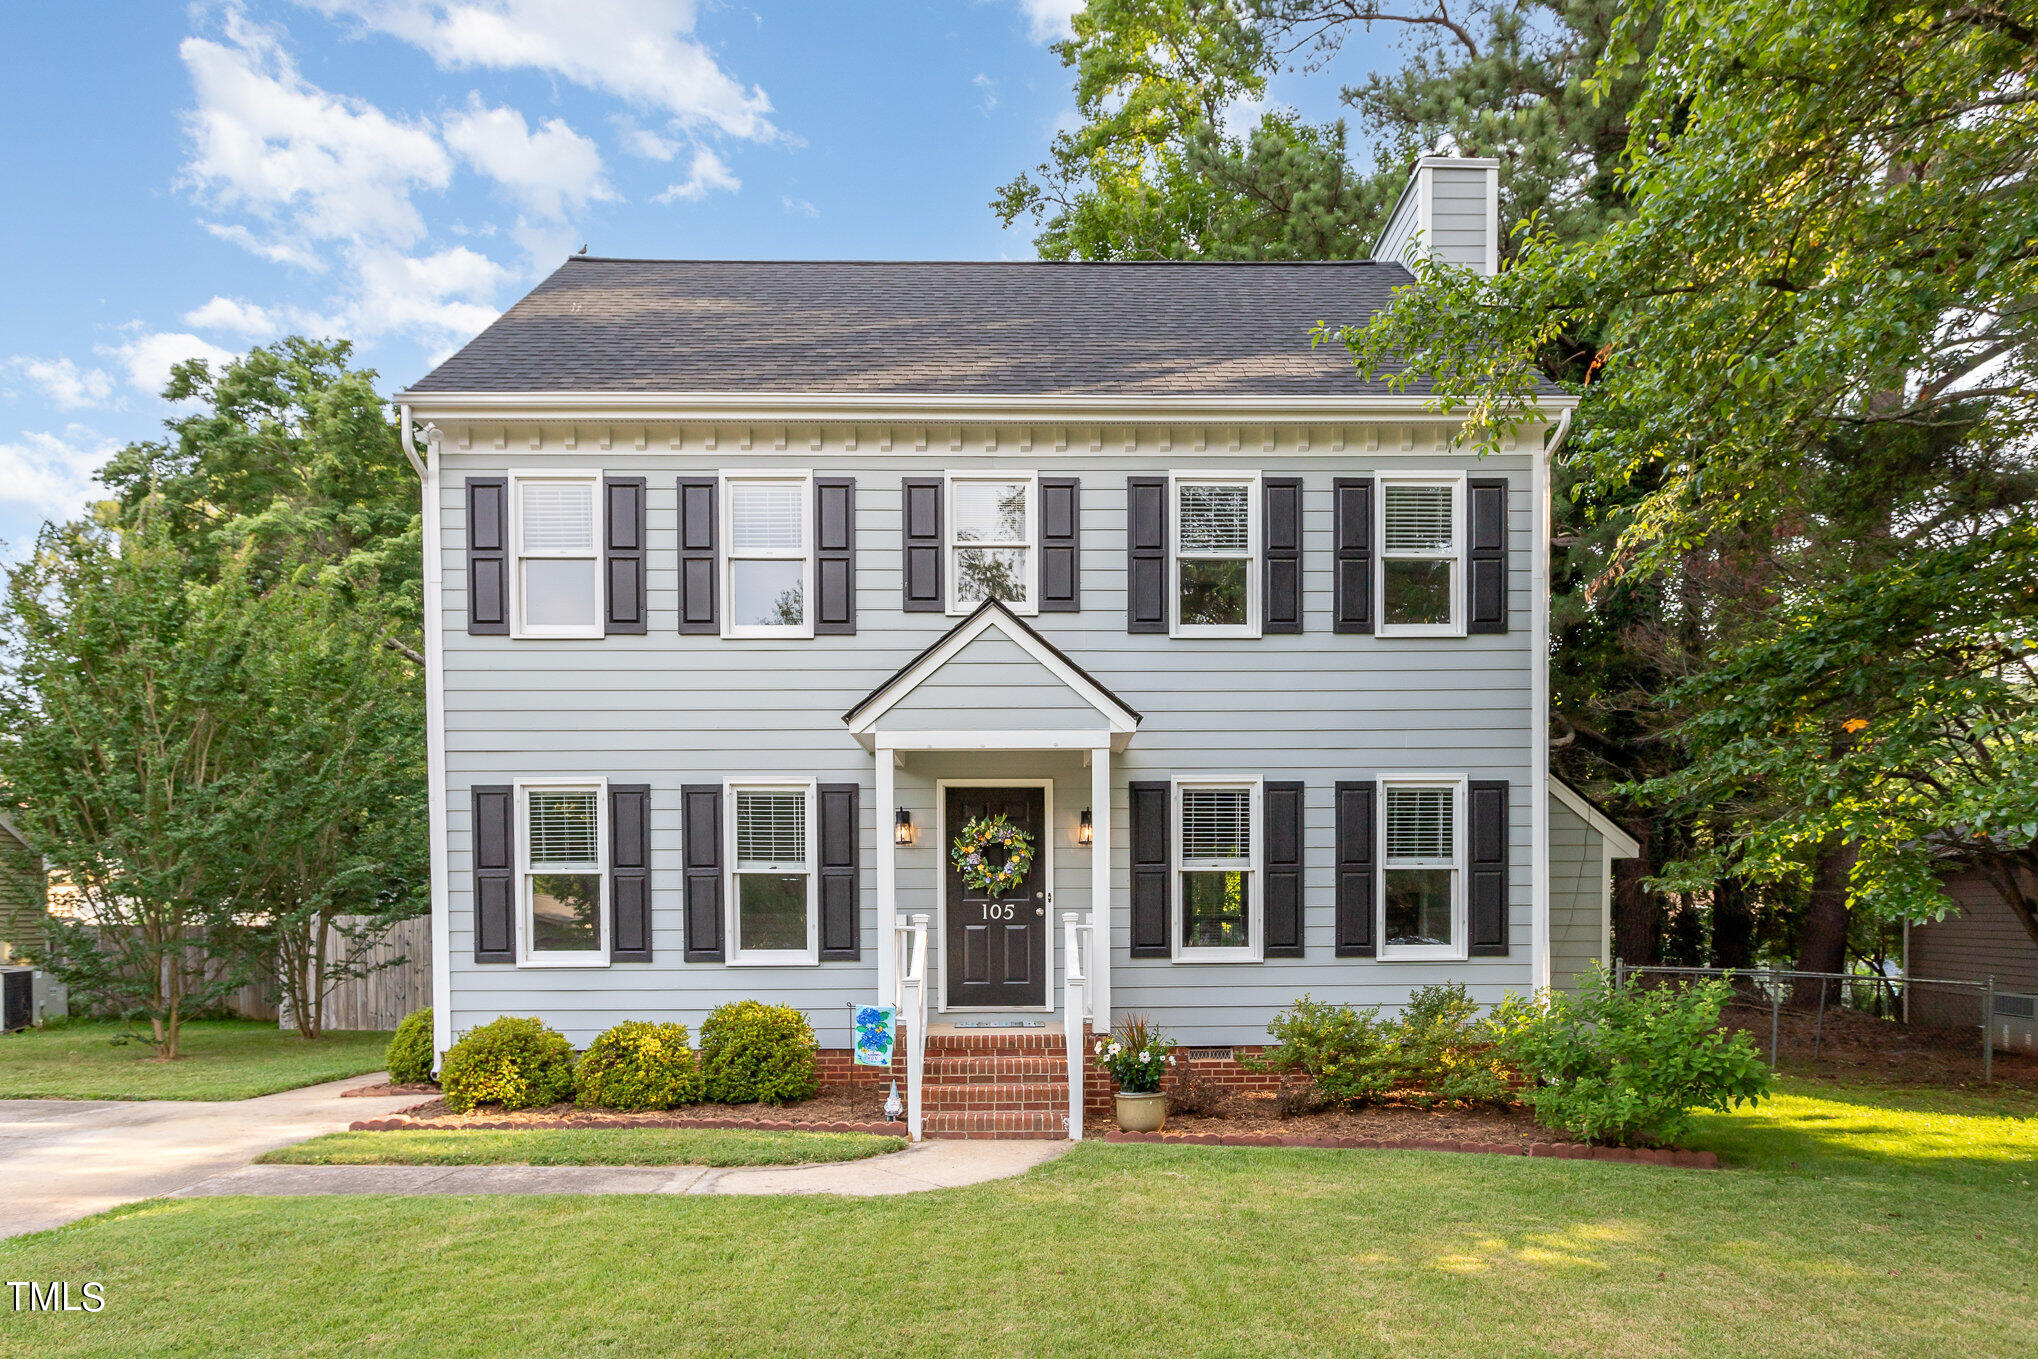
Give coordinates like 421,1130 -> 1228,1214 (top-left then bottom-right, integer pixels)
852,1004 -> 897,1066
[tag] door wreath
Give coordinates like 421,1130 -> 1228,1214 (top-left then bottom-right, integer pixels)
950,813 -> 1036,895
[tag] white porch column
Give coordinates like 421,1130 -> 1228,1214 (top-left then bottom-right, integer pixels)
1089,742 -> 1111,1035
876,740 -> 897,1004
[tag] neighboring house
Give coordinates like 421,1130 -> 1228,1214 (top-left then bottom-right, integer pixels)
399,156 -> 1635,1135
0,813 -> 48,964
1908,866 -> 2038,1053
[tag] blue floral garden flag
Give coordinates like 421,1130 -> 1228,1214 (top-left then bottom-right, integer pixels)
851,1004 -> 897,1067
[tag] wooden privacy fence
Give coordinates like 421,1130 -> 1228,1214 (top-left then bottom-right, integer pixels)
277,915 -> 431,1033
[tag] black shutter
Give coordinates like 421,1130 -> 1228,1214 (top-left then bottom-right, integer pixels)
902,477 -> 943,612
1263,478 -> 1303,634
677,477 -> 718,635
1334,781 -> 1377,957
1467,477 -> 1509,634
682,784 -> 724,961
1468,779 -> 1510,955
1264,781 -> 1305,956
472,785 -> 514,962
466,478 -> 509,636
1126,477 -> 1168,634
818,782 -> 860,959
815,478 -> 857,634
609,784 -> 651,960
1039,477 -> 1081,612
1129,780 -> 1170,956
604,477 -> 647,635
1332,477 -> 1373,635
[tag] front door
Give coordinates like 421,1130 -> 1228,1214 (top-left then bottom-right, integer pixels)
944,786 -> 1048,1009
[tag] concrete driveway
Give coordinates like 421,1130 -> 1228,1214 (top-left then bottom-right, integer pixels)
0,1074 -> 423,1239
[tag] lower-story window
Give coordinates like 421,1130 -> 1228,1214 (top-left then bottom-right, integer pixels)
727,780 -> 818,964
519,780 -> 607,962
1381,779 -> 1464,960
1175,779 -> 1261,961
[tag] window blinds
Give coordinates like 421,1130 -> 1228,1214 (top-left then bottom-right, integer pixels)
736,790 -> 806,864
520,481 -> 595,552
1385,786 -> 1454,862
527,790 -> 599,866
952,480 -> 1028,543
1178,483 -> 1250,553
728,481 -> 805,551
1181,787 -> 1252,861
1382,484 -> 1454,554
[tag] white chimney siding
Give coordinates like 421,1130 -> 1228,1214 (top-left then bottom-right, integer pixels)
1373,156 -> 1502,277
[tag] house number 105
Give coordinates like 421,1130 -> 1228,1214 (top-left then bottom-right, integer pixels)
980,904 -> 1015,921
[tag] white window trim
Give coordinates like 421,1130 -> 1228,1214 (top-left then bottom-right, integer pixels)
1376,471 -> 1466,638
724,777 -> 820,966
1169,472 -> 1261,639
720,471 -> 816,640
510,471 -> 604,640
1378,774 -> 1467,962
944,471 -> 1040,615
514,776 -> 609,967
1170,776 -> 1263,963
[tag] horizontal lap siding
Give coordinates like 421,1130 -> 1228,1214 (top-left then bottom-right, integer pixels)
1546,798 -> 1605,995
1910,870 -> 2038,1029
440,445 -> 1538,1046
1428,167 -> 1492,270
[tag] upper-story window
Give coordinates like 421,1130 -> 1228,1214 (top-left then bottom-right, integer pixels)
1379,476 -> 1463,636
1381,779 -> 1464,959
513,474 -> 602,639
948,473 -> 1038,613
727,780 -> 818,964
1173,475 -> 1260,637
518,779 -> 607,963
1174,779 -> 1262,961
723,474 -> 813,638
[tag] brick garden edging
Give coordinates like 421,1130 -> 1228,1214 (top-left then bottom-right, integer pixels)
349,1112 -> 910,1136
1101,1129 -> 1719,1169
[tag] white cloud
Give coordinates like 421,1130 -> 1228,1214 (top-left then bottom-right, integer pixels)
780,195 -> 818,219
0,428 -> 120,521
3,357 -> 115,411
183,296 -> 285,337
974,73 -> 999,114
98,331 -> 239,397
443,97 -> 615,220
334,246 -> 508,344
654,148 -> 740,204
304,0 -> 778,140
1017,0 -> 1082,42
611,114 -> 680,161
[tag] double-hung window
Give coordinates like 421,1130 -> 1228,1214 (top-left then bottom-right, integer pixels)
1172,475 -> 1259,636
723,474 -> 813,637
513,474 -> 602,638
948,474 -> 1037,612
519,780 -> 607,963
1379,476 -> 1464,635
1174,780 -> 1261,961
1381,779 -> 1464,959
726,780 -> 818,964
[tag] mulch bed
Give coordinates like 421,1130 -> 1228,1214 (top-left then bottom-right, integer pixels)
342,1082 -> 439,1098
350,1087 -> 908,1138
1720,1004 -> 2038,1091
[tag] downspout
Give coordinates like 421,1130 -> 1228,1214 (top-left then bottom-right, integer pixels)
1531,407 -> 1573,995
401,405 -> 453,1070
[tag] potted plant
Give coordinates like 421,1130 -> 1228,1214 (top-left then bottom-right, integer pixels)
1095,1015 -> 1175,1132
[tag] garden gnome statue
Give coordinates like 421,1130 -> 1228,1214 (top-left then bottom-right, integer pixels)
884,1080 -> 903,1122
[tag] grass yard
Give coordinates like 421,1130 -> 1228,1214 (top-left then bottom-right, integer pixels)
257,1127 -> 905,1168
0,1020 -> 389,1100
4,1078 -> 2033,1358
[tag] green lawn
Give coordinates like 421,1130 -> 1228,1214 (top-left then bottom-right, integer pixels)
257,1127 -> 904,1168
4,1078 -> 2033,1357
0,1020 -> 390,1100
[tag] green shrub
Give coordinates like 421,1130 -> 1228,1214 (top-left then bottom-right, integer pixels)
698,1001 -> 819,1105
575,1021 -> 703,1110
384,1008 -> 435,1086
439,1016 -> 576,1113
1246,996 -> 1400,1106
1391,983 -> 1513,1105
1491,967 -> 1774,1146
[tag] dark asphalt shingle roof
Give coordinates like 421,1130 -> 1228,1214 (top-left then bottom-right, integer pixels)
403,257 -> 1427,397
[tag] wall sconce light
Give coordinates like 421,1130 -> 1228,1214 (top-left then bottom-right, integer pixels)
894,807 -> 915,846
1078,808 -> 1093,847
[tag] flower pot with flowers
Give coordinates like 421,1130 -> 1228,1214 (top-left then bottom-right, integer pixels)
1095,1014 -> 1176,1132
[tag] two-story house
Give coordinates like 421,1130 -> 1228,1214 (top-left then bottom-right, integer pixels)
399,156 -> 1638,1137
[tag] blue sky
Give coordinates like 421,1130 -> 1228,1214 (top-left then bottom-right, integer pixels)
0,1 -> 1397,557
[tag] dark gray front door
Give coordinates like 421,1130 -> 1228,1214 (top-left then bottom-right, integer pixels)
944,786 -> 1047,1008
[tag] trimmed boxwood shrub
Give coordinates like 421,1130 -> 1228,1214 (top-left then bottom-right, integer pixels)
699,1001 -> 819,1105
1245,995 -> 1400,1106
575,1021 -> 703,1110
384,1007 -> 435,1086
439,1016 -> 575,1113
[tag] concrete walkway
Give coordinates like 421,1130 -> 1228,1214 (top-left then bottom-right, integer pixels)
0,1074 -> 424,1239
176,1137 -> 1068,1200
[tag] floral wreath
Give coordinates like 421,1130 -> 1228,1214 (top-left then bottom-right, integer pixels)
950,813 -> 1036,895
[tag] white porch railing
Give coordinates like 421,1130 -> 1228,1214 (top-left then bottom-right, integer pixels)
1063,911 -> 1094,1140
892,912 -> 930,1142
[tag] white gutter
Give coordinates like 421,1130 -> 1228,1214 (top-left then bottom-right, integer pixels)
1531,406 -> 1573,995
400,404 -> 453,1070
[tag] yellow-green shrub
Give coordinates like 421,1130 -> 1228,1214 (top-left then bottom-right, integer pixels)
384,1008 -> 435,1086
699,1001 -> 818,1105
439,1016 -> 575,1113
575,1021 -> 702,1110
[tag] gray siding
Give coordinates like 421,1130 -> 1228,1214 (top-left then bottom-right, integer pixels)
438,431 -> 1541,1046
1428,167 -> 1493,271
0,821 -> 47,961
1910,869 -> 2038,1029
1547,796 -> 1606,995
875,631 -> 1107,732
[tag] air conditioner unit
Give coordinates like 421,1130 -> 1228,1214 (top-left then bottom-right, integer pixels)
0,967 -> 30,1033
1995,992 -> 2037,1055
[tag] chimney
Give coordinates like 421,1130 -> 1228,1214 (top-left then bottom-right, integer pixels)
1372,154 -> 1501,276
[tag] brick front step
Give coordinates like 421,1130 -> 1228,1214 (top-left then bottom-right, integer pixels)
923,1056 -> 1069,1082
924,1032 -> 1067,1053
922,1081 -> 1069,1110
924,1109 -> 1070,1136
